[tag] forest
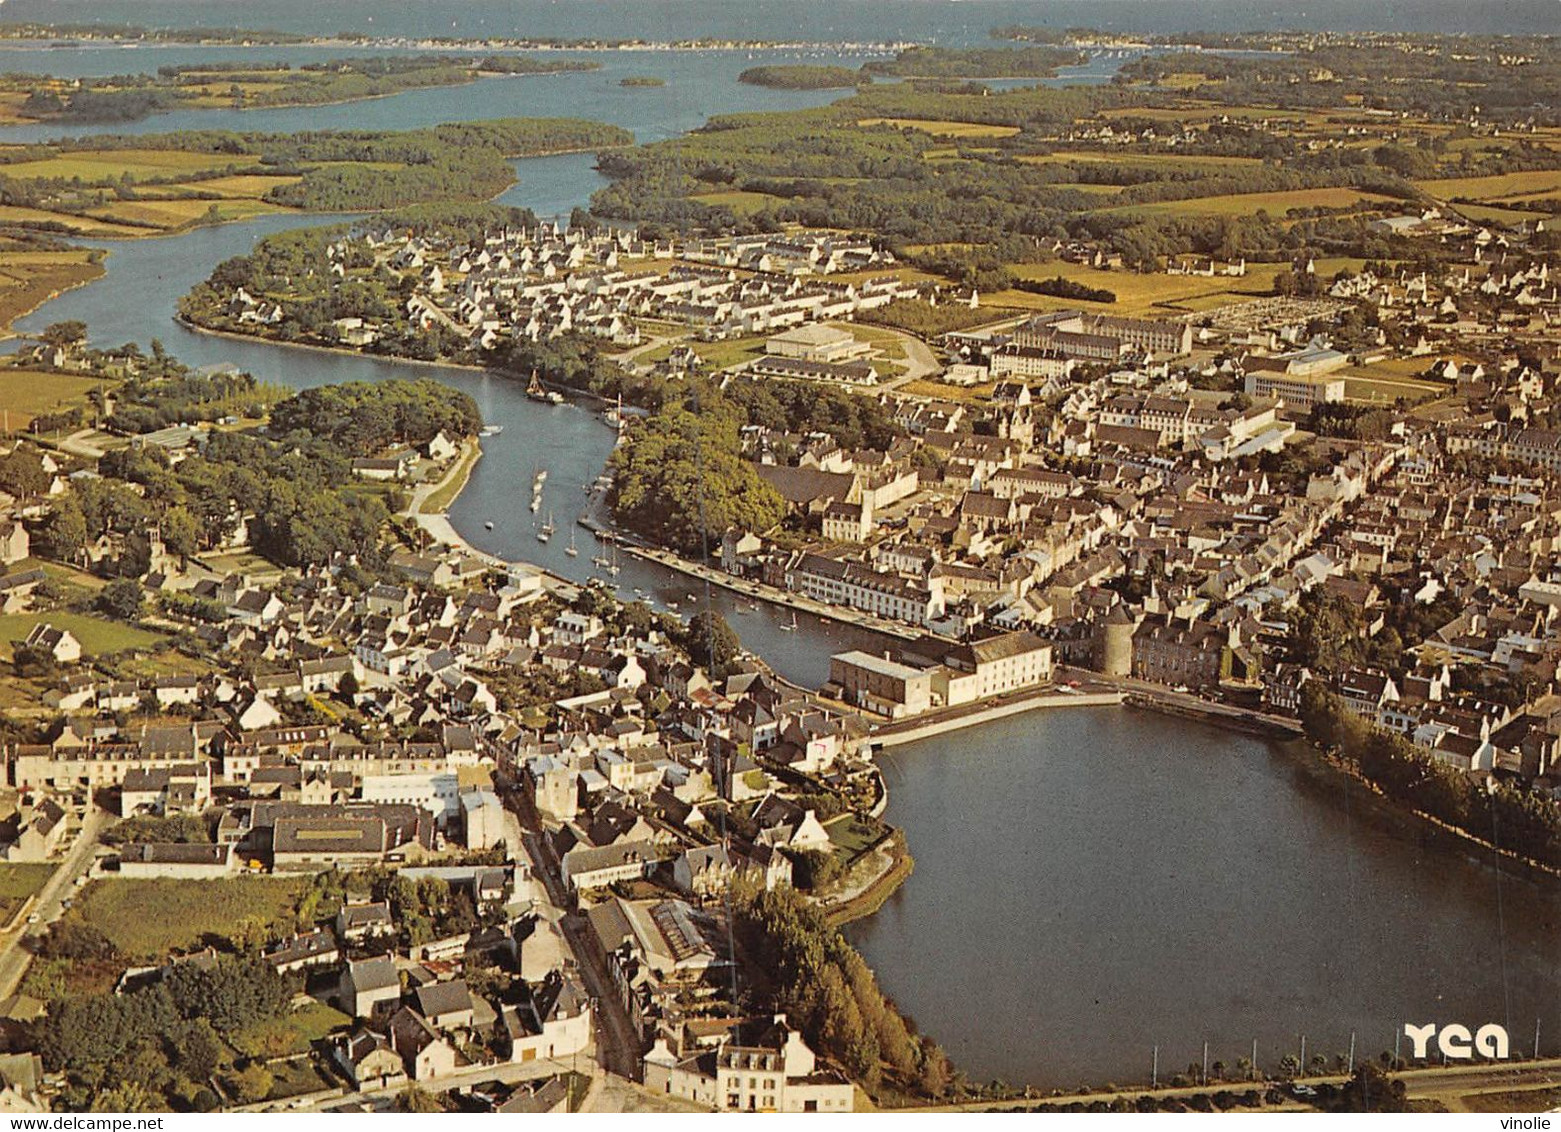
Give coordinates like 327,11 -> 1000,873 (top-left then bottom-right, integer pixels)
738,65 -> 863,90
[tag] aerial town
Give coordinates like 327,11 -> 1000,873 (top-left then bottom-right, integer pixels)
0,9 -> 1556,1119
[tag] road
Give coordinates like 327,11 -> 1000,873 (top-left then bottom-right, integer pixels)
559,911 -> 642,1081
907,1057 -> 1561,1113
872,326 -> 941,390
0,803 -> 109,998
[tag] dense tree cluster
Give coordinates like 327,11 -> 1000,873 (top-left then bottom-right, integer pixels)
608,399 -> 786,556
268,377 -> 481,452
735,885 -> 953,1098
1299,684 -> 1561,868
738,65 -> 863,90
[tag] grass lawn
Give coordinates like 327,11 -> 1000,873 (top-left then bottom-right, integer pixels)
419,442 -> 480,515
0,369 -> 108,428
111,647 -> 215,680
825,813 -> 887,866
858,117 -> 1019,138
199,550 -> 283,577
0,611 -> 167,658
899,378 -> 995,402
231,1000 -> 353,1059
0,863 -> 55,923
1343,374 -> 1448,405
641,333 -> 770,372
265,1056 -> 339,1101
73,876 -> 308,961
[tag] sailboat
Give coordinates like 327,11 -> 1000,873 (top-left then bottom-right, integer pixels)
780,610 -> 798,632
538,511 -> 556,542
564,529 -> 579,557
606,544 -> 621,576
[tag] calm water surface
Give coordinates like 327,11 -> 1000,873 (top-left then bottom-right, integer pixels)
5,0 -> 1559,1089
847,710 -> 1561,1088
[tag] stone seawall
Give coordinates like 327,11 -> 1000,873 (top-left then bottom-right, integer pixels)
872,690 -> 1123,749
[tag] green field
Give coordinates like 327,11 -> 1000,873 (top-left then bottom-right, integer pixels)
72,876 -> 309,961
0,863 -> 55,924
688,190 -> 786,215
0,611 -> 167,658
0,147 -> 257,183
1104,187 -> 1396,220
0,369 -> 107,426
858,117 -> 1020,138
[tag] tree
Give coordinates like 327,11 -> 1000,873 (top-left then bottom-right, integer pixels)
0,450 -> 48,500
39,320 -> 88,351
687,610 -> 741,677
96,578 -> 145,621
36,497 -> 87,562
224,1064 -> 273,1104
9,642 -> 54,679
169,1019 -> 225,1081
1330,1063 -> 1407,1112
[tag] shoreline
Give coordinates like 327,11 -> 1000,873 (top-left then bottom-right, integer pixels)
0,258 -> 106,340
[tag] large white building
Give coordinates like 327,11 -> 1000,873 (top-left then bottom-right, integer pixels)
644,1015 -> 855,1113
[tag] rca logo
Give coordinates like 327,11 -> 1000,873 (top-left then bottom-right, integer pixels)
1403,1023 -> 1509,1060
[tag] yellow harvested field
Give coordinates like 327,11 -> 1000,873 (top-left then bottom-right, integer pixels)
86,197 -> 293,229
194,174 -> 303,198
1104,187 -> 1396,219
1417,170 -> 1561,202
0,205 -> 147,237
0,147 -> 256,182
0,370 -> 104,427
858,118 -> 1020,139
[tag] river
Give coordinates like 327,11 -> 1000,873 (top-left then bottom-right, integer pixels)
6,12 -> 1560,1094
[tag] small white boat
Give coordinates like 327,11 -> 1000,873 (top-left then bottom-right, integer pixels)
484,521 -> 494,531
479,424 -> 504,437
780,611 -> 798,632
564,530 -> 579,557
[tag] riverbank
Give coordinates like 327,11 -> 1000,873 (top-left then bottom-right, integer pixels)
417,437 -> 483,515
0,253 -> 105,340
620,541 -> 919,642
